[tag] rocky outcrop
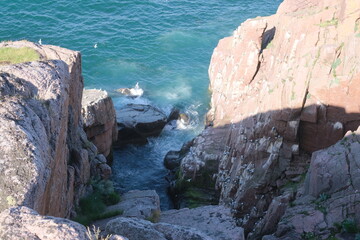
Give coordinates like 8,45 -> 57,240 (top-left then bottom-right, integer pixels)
82,89 -> 117,158
264,128 -> 360,239
116,104 -> 167,146
105,217 -> 212,240
160,205 -> 245,240
172,0 -> 360,237
0,206 -> 87,240
0,41 -> 109,218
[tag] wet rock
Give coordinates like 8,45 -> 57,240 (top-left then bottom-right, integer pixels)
164,151 -> 182,170
0,206 -> 87,240
82,89 -> 117,158
167,107 -> 180,122
115,104 -> 167,146
160,205 -> 245,240
105,217 -> 212,240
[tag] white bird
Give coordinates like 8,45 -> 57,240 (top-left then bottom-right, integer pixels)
38,39 -> 42,45
94,43 -> 98,49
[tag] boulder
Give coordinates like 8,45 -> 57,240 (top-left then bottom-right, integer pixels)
105,217 -> 212,240
0,207 -> 87,240
106,190 -> 160,220
93,190 -> 160,231
115,104 -> 167,146
160,205 -> 245,240
82,89 -> 117,158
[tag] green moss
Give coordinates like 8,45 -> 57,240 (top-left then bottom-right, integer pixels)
318,18 -> 338,27
0,47 -> 40,64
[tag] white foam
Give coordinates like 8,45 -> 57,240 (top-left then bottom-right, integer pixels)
129,82 -> 144,97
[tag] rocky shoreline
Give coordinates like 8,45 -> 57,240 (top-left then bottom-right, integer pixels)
1,0 -> 360,239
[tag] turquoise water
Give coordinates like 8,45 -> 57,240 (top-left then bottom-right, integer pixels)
2,0 -> 282,209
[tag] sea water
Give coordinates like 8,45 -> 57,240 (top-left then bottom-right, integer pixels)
2,0 -> 282,210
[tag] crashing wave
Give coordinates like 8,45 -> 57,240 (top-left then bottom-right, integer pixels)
116,82 -> 144,97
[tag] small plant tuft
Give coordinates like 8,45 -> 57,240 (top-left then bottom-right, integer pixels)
145,210 -> 161,223
302,232 -> 321,240
86,225 -> 112,240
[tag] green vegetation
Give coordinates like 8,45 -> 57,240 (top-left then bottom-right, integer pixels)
145,210 -> 161,223
318,18 -> 338,27
302,232 -> 321,240
331,59 -> 341,70
0,47 -> 40,64
341,219 -> 359,233
313,193 -> 330,214
73,179 -> 121,226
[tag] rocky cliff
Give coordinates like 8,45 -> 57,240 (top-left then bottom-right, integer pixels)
175,0 -> 360,238
0,41 -> 112,218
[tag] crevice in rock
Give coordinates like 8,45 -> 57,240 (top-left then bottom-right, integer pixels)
260,27 -> 276,52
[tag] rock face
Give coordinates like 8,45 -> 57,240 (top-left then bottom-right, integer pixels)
160,205 -> 245,240
173,0 -> 360,237
0,207 -> 87,240
82,89 -> 117,158
0,41 -> 109,218
116,104 -> 167,146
